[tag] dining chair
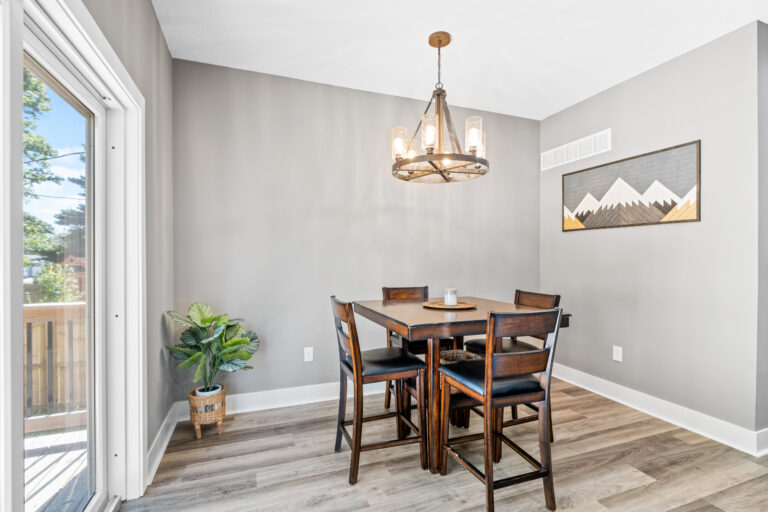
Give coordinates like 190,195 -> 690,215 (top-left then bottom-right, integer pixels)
465,290 -> 561,441
382,286 -> 456,411
331,296 -> 428,484
439,309 -> 562,512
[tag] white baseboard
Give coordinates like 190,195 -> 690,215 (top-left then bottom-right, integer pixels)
554,362 -> 765,457
226,380 -> 385,415
756,426 -> 768,457
145,400 -> 186,490
144,379 -> 386,489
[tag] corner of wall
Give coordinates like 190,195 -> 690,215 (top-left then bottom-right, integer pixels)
756,20 -> 768,431
82,0 -> 176,455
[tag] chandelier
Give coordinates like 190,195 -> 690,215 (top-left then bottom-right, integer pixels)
391,31 -> 489,183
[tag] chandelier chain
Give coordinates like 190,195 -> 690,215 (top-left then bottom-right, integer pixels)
435,47 -> 443,89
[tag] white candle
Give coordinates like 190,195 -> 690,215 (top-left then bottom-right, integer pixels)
444,288 -> 458,306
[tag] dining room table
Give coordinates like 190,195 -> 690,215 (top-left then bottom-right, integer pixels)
352,295 -> 571,473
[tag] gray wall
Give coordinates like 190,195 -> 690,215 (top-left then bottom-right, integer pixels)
171,59 -> 541,397
540,23 -> 760,429
758,22 -> 768,430
83,0 -> 175,442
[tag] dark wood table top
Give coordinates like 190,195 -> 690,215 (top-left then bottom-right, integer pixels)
353,296 -> 569,340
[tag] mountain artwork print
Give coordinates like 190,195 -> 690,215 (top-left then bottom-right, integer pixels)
562,141 -> 700,231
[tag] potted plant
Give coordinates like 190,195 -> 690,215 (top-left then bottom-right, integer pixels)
167,302 -> 259,438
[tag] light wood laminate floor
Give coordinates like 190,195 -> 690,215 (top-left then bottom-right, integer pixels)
122,378 -> 768,511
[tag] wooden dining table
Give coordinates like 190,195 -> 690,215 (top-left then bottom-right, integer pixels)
353,296 -> 570,473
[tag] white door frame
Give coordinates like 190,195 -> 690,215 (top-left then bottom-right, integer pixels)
0,0 -> 147,508
0,2 -> 26,511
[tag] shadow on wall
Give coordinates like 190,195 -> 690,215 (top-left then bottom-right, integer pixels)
161,313 -> 184,398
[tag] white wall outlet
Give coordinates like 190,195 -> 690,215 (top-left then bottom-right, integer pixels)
304,346 -> 313,362
612,345 -> 623,362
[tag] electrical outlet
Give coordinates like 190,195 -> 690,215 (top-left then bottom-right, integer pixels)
304,346 -> 313,362
612,345 -> 623,362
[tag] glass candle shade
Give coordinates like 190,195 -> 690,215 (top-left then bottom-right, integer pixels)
474,132 -> 487,169
444,288 -> 458,306
422,113 -> 438,152
478,132 -> 487,158
391,127 -> 409,160
465,116 -> 483,154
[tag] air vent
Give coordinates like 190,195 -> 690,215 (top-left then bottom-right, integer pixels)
541,129 -> 612,171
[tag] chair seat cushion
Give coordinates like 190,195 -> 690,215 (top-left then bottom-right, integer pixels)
345,347 -> 425,377
390,333 -> 454,354
438,359 -> 542,397
464,337 -> 540,355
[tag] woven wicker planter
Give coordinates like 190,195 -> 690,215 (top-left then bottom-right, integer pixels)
187,386 -> 226,439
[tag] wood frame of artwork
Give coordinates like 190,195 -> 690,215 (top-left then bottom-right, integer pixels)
561,140 -> 700,232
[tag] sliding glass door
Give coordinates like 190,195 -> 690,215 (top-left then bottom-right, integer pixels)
22,55 -> 94,512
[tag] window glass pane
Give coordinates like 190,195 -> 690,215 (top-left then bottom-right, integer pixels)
22,60 -> 93,512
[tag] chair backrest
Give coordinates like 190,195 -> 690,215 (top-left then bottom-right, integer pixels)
381,287 -> 429,343
382,286 -> 429,301
515,290 -> 561,340
330,296 -> 362,375
515,290 -> 561,309
484,309 -> 562,397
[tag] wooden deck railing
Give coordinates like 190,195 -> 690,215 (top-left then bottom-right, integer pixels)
24,302 -> 87,419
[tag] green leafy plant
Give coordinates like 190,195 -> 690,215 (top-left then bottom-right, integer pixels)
37,262 -> 83,303
166,302 -> 260,392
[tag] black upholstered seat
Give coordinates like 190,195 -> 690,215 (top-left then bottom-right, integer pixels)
345,347 -> 426,377
438,359 -> 542,397
464,337 -> 540,355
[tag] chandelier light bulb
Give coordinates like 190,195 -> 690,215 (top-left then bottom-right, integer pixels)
391,127 -> 409,160
465,116 -> 483,154
475,132 -> 487,168
422,113 -> 438,152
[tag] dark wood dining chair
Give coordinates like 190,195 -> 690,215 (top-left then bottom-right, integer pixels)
331,296 -> 428,484
465,290 -> 561,441
382,286 -> 457,411
439,309 -> 563,512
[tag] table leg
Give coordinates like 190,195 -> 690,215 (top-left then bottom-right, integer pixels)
428,336 -> 441,473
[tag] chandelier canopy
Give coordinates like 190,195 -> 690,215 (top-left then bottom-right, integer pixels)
391,31 -> 489,184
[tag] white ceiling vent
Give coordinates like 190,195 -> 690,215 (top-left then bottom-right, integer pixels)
541,129 -> 612,171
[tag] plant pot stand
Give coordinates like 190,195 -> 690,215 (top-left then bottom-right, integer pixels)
187,386 -> 226,439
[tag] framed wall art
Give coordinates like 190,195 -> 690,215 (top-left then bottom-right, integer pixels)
562,140 -> 700,231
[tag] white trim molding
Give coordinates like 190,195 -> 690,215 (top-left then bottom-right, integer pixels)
4,0 -> 147,506
554,363 -> 767,457
146,400 -> 186,487
0,1 -> 26,510
757,427 -> 768,458
36,0 -> 148,501
228,381 -> 385,415
145,380 -> 386,488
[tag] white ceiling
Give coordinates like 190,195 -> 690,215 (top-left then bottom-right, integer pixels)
151,0 -> 768,120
